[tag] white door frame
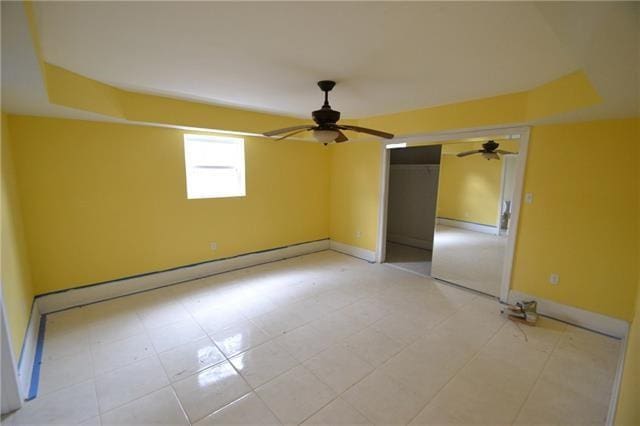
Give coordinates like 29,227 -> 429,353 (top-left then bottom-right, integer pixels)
1,292 -> 24,414
375,126 -> 531,302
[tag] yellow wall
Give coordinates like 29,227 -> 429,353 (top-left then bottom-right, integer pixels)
329,118 -> 639,321
7,116 -> 329,294
329,141 -> 381,251
1,114 -> 35,358
511,119 -> 638,321
436,154 -> 502,226
359,71 -> 600,136
614,147 -> 640,423
616,285 -> 640,424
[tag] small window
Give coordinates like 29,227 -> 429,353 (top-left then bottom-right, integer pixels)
183,134 -> 246,199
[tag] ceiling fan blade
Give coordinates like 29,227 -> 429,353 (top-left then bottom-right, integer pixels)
457,150 -> 483,157
275,128 -> 311,141
263,125 -> 313,137
496,150 -> 517,155
335,130 -> 348,143
339,125 -> 394,139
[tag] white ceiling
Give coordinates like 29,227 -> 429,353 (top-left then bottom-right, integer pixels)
1,2 -> 116,121
32,1 -> 581,119
2,2 -> 638,123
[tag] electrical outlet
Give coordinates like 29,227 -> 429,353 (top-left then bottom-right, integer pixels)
210,242 -> 217,251
355,230 -> 362,239
549,273 -> 559,285
525,193 -> 534,204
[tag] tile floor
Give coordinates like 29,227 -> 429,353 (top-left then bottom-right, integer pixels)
385,242 -> 432,276
2,250 -> 620,425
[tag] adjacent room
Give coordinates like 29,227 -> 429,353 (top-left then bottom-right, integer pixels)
383,137 -> 519,298
1,2 -> 639,426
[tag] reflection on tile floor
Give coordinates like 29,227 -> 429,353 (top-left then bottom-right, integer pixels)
2,251 -> 620,425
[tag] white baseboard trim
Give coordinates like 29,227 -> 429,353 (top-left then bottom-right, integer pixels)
36,239 -> 330,314
437,218 -> 498,235
606,328 -> 629,426
508,290 -> 629,338
329,241 -> 376,262
16,302 -> 40,399
387,234 -> 432,250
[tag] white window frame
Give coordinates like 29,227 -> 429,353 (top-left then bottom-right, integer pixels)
183,134 -> 246,199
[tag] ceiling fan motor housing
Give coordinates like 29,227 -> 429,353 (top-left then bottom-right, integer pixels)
312,108 -> 340,126
483,140 -> 499,151
313,80 -> 340,127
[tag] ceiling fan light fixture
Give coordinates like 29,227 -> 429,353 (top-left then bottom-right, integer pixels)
482,151 -> 500,160
313,129 -> 339,143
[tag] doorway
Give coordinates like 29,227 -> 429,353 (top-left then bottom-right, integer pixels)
377,127 -> 529,301
384,145 -> 441,276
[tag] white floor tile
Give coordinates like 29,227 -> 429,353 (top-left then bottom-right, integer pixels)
79,416 -> 102,426
235,295 -> 280,319
342,327 -> 403,367
9,381 -> 98,425
273,323 -> 334,362
514,377 -> 609,425
89,314 -> 146,346
229,340 -> 299,388
38,351 -> 94,396
194,392 -> 281,425
43,327 -> 90,361
342,370 -> 425,425
308,311 -> 368,343
173,361 -> 251,423
46,308 -> 90,338
100,386 -> 189,425
370,313 -> 428,346
256,365 -> 336,424
379,346 -> 460,403
190,304 -> 247,334
91,333 -> 154,376
95,356 -> 169,413
415,356 -> 537,424
303,345 -> 374,394
251,308 -> 307,337
339,299 -> 390,326
138,302 -> 192,330
147,317 -> 206,353
210,320 -> 271,357
303,397 -> 371,425
158,336 -> 226,382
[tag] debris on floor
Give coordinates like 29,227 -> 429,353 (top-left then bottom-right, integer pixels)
501,300 -> 538,325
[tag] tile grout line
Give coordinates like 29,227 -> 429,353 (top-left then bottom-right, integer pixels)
95,288 -> 230,423
405,315 -> 510,425
174,279 -> 311,425
508,323 -> 568,425
295,286 -> 483,425
294,325 -> 390,425
89,293 -> 190,417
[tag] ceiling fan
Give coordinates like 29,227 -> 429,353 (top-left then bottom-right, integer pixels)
457,140 -> 516,160
263,80 -> 394,144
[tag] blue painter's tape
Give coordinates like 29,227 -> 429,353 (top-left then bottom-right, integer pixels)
26,314 -> 46,401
